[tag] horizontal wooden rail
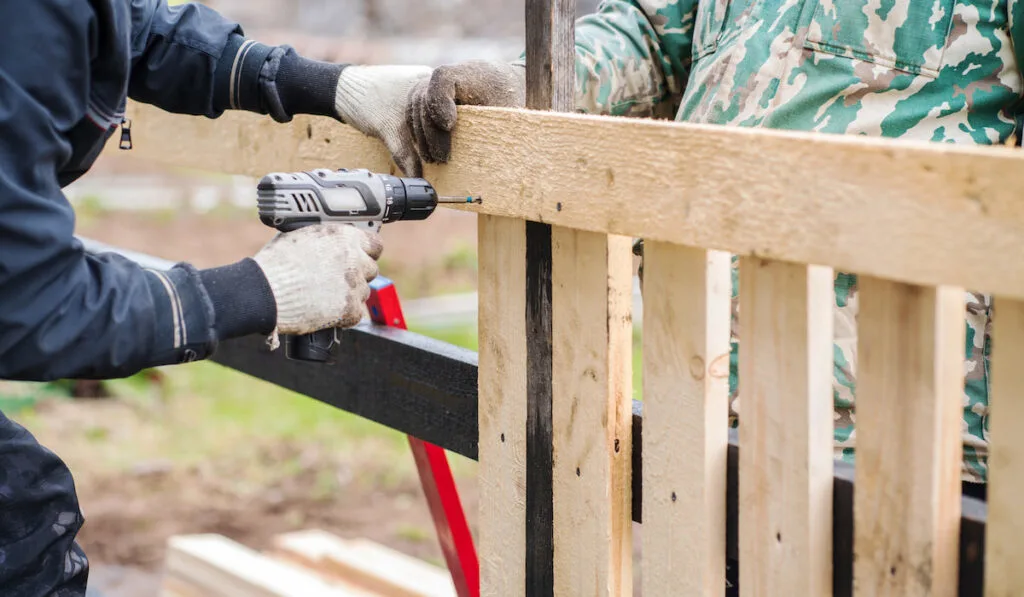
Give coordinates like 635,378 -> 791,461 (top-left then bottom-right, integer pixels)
125,101 -> 1024,299
81,238 -> 989,596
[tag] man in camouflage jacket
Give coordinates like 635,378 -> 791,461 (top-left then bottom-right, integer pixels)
348,0 -> 1024,489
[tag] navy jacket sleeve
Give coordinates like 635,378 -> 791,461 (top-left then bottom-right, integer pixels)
0,1 -> 274,381
128,0 -> 347,121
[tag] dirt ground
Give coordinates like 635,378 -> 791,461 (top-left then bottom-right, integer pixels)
17,395 -> 478,596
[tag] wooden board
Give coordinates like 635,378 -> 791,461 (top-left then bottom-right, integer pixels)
270,530 -> 455,597
125,101 -> 1024,299
162,534 -> 373,597
854,279 -> 964,597
551,230 -> 633,596
641,244 -> 731,597
525,1 -> 574,595
984,297 -> 1024,597
737,258 -> 834,597
476,214 -> 528,596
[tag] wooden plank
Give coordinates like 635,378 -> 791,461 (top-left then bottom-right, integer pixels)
477,214 -> 528,597
525,220 -> 554,597
125,101 -> 1024,299
551,231 -> 633,596
270,530 -> 455,597
737,258 -> 834,597
207,327 -> 479,460
854,279 -> 964,597
641,244 -> 731,596
162,534 -> 372,597
524,0 -> 573,594
984,297 -> 1024,597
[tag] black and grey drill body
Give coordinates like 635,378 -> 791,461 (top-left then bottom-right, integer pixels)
256,167 -> 479,362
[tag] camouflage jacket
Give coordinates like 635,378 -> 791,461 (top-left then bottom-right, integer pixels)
562,0 -> 1023,483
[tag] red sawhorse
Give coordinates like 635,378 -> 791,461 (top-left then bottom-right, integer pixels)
366,276 -> 480,597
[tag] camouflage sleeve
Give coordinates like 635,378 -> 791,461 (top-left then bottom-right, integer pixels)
514,0 -> 697,117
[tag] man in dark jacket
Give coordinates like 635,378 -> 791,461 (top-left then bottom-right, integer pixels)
0,1 -> 435,594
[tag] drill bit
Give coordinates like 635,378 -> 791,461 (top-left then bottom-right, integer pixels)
437,195 -> 482,204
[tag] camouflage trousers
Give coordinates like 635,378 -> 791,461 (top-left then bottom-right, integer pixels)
0,410 -> 89,596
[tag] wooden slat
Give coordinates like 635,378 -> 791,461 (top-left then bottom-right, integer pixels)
525,1 -> 575,595
737,258 -> 834,597
987,297 -> 1024,596
854,278 -> 964,597
477,214 -> 528,596
125,102 -> 1024,299
551,230 -> 633,596
641,244 -> 731,596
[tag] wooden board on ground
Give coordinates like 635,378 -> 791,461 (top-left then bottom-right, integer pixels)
125,100 -> 1024,300
161,534 -> 375,597
271,530 -> 455,597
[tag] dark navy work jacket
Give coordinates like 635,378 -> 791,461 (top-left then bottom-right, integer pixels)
0,0 -> 283,380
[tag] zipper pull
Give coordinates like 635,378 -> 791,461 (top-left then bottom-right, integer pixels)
119,118 -> 133,150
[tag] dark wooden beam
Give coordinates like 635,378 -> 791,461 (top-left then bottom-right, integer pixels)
210,326 -> 479,460
524,0 -> 574,594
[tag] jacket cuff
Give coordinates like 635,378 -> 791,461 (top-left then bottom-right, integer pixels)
215,33 -> 348,122
214,34 -> 274,114
198,258 -> 277,340
143,264 -> 219,365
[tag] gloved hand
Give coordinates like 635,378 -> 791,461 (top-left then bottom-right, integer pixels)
333,65 -> 434,176
252,224 -> 383,338
333,61 -> 525,176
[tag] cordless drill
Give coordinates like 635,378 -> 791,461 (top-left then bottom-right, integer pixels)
257,167 -> 479,362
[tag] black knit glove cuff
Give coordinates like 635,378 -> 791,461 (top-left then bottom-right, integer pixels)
260,46 -> 348,123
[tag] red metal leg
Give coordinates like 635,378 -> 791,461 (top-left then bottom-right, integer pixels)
366,277 -> 480,597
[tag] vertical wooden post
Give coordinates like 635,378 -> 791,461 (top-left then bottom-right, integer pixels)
524,0 -> 633,594
641,244 -> 731,597
854,278 -> 963,597
738,258 -> 834,597
986,297 -> 1024,597
523,1 -> 574,596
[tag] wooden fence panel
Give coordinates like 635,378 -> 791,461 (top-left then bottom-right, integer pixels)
551,230 -> 634,596
984,297 -> 1024,597
738,258 -> 834,597
855,279 -> 963,597
641,244 -> 731,597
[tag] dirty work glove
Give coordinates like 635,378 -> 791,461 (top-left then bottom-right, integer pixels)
405,61 -> 526,166
333,61 -> 526,176
333,65 -> 434,176
252,224 -> 383,341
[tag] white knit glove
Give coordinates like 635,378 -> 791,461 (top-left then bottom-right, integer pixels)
252,224 -> 383,340
334,65 -> 433,176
